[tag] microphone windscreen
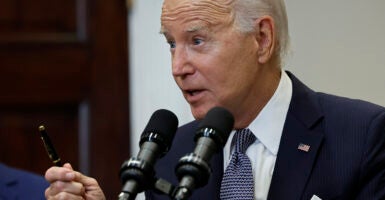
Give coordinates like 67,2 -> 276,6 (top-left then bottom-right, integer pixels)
197,107 -> 234,144
141,109 -> 179,151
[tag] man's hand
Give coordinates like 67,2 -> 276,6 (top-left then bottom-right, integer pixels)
45,163 -> 106,200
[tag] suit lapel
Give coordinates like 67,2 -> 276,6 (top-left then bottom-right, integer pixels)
267,72 -> 324,200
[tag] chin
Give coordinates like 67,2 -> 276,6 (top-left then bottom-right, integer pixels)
190,104 -> 218,120
191,110 -> 205,120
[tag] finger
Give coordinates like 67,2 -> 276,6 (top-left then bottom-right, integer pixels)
46,181 -> 85,197
45,166 -> 76,183
70,170 -> 99,188
63,162 -> 73,170
46,190 -> 85,200
70,172 -> 105,198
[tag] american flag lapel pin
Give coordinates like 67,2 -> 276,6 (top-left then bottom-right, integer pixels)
298,143 -> 311,152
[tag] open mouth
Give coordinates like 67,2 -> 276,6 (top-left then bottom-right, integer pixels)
186,90 -> 201,96
183,89 -> 206,103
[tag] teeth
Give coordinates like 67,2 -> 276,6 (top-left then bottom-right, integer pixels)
187,90 -> 196,96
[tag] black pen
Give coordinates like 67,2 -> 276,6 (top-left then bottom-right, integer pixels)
38,125 -> 62,167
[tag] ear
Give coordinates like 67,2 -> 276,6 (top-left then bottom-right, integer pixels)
254,16 -> 276,64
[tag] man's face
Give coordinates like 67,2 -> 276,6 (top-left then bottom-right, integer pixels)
161,0 -> 264,120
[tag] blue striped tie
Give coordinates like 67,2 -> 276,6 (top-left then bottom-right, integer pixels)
220,128 -> 256,200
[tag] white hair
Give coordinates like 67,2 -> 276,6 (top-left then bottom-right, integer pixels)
232,0 -> 290,65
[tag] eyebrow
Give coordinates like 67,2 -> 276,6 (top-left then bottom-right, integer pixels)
159,25 -> 209,36
186,25 -> 209,32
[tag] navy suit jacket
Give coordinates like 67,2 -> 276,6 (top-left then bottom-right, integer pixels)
146,72 -> 385,200
0,163 -> 49,200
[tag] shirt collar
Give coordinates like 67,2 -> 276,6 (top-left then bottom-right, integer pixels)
247,70 -> 292,155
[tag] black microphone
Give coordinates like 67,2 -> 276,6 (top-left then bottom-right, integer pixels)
119,109 -> 178,200
173,107 -> 234,200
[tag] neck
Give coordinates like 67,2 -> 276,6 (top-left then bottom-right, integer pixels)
233,67 -> 281,129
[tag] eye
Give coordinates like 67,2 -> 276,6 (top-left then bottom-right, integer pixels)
192,38 -> 203,45
167,40 -> 176,49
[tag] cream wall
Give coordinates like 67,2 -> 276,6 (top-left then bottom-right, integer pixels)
129,1 -> 385,153
285,1 -> 385,106
129,1 -> 193,153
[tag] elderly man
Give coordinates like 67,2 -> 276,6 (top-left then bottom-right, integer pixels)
44,0 -> 385,199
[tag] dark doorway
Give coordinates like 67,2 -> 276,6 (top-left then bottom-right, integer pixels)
0,0 -> 130,198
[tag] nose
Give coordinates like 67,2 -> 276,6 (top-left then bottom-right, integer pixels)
172,46 -> 194,77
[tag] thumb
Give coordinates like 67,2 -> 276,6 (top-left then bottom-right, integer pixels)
63,163 -> 74,170
66,165 -> 97,187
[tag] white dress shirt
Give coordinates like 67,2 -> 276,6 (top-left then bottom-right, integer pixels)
223,70 -> 293,200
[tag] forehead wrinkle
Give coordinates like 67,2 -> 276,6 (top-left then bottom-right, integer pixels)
161,0 -> 235,28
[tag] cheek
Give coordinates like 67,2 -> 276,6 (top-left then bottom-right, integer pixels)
213,63 -> 252,103
197,53 -> 239,90
206,68 -> 238,104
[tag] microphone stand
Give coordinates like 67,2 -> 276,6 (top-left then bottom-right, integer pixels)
173,152 -> 212,200
119,157 -> 177,200
153,178 -> 176,198
119,177 -> 177,200
118,107 -> 231,199
118,152 -> 214,200
118,157 -> 154,200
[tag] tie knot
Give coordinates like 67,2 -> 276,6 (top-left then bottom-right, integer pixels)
232,129 -> 256,153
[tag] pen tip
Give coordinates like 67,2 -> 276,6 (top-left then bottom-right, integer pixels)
38,125 -> 45,132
